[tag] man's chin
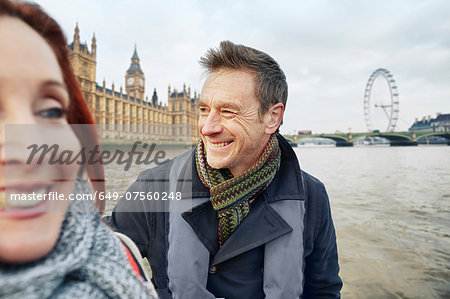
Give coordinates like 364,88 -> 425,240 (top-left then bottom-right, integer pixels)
206,156 -> 229,170
206,161 -> 224,170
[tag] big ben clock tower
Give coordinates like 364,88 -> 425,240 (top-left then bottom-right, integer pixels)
125,46 -> 145,99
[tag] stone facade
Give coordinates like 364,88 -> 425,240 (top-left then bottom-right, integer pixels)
409,113 -> 450,132
68,24 -> 199,145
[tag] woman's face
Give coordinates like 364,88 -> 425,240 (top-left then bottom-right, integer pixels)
0,17 -> 80,263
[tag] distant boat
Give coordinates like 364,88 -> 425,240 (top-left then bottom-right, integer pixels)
298,142 -> 316,147
286,139 -> 298,147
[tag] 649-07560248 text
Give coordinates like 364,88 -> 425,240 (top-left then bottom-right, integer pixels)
6,191 -> 182,202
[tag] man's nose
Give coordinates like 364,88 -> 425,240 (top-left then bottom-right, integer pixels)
201,112 -> 223,136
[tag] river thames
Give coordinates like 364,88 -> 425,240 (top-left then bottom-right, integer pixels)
104,144 -> 450,298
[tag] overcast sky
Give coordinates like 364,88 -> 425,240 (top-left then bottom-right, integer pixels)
34,0 -> 450,134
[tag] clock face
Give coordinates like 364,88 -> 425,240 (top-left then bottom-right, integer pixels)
140,78 -> 144,87
127,77 -> 135,85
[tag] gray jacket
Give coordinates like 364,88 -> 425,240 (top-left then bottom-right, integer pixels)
107,135 -> 342,298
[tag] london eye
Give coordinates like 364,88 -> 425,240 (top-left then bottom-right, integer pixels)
363,68 -> 399,132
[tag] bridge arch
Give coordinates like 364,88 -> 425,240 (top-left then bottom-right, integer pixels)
368,133 -> 416,146
416,131 -> 450,144
318,135 -> 353,147
417,131 -> 450,140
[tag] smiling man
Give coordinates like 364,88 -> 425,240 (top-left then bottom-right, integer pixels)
108,41 -> 342,298
198,69 -> 282,177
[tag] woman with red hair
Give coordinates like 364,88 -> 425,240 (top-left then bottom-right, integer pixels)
0,0 -> 157,297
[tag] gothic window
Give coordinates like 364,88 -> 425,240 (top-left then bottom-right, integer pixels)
172,116 -> 175,124
83,63 -> 88,75
179,103 -> 182,111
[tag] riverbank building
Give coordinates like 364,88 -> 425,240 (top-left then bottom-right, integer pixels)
68,24 -> 200,145
409,113 -> 450,133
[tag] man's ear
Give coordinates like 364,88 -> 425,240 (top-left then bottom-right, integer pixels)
264,102 -> 284,135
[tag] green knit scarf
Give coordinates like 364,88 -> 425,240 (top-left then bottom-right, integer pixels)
195,134 -> 281,246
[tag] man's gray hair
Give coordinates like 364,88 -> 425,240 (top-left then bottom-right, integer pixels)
199,40 -> 288,118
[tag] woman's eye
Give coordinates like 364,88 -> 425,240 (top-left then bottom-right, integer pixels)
37,107 -> 67,119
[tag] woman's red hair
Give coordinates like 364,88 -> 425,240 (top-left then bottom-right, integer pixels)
0,0 -> 105,212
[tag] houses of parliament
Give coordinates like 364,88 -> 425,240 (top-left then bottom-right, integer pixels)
68,24 -> 200,144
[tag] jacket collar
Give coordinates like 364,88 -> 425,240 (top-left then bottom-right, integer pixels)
181,134 -> 305,264
211,197 -> 292,265
263,134 -> 306,202
182,195 -> 293,265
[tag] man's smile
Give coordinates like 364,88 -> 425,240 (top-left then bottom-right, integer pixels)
209,140 -> 233,148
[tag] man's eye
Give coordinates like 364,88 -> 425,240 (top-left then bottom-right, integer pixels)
222,110 -> 235,115
37,107 -> 67,119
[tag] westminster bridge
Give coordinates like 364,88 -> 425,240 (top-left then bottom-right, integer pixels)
291,131 -> 450,147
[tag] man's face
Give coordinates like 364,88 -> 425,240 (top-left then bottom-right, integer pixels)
198,69 -> 271,177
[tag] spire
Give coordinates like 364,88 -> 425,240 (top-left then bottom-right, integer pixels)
127,45 -> 143,74
152,88 -> 158,106
91,33 -> 96,56
132,44 -> 139,60
75,22 -> 79,37
73,22 -> 80,47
